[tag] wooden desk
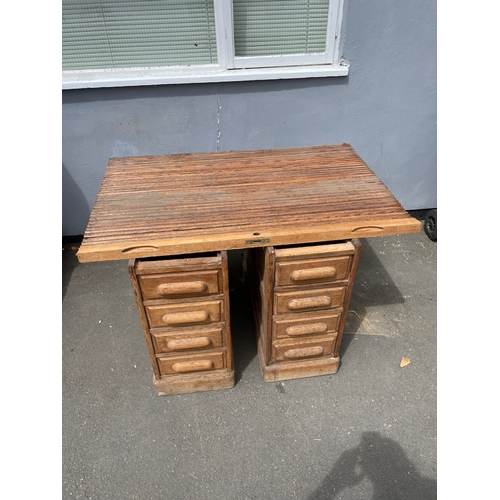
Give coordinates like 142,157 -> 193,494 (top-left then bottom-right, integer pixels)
77,144 -> 421,395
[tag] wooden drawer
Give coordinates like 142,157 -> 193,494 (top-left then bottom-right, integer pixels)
157,350 -> 226,377
138,269 -> 221,300
146,300 -> 223,328
271,337 -> 335,363
151,326 -> 224,354
275,256 -> 352,287
274,287 -> 345,315
272,311 -> 341,340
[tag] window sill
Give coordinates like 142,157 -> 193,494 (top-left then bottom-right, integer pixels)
62,62 -> 349,90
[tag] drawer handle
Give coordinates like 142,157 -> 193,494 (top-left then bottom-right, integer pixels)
290,266 -> 336,282
121,245 -> 159,253
171,360 -> 215,373
166,337 -> 212,350
351,226 -> 383,233
286,322 -> 329,336
162,310 -> 210,326
287,296 -> 331,311
156,281 -> 208,296
284,346 -> 324,359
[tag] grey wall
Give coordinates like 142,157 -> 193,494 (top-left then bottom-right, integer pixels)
62,0 -> 436,237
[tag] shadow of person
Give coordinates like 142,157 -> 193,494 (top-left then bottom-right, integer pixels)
308,432 -> 436,500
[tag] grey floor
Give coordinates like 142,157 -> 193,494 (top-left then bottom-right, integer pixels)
62,224 -> 436,499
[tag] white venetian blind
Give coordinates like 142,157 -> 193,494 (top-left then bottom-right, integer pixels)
232,0 -> 330,57
62,0 -> 217,71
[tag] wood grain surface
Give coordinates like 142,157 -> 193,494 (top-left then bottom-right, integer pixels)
77,144 -> 421,262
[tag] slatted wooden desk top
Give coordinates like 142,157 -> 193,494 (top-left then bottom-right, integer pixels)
77,144 -> 421,263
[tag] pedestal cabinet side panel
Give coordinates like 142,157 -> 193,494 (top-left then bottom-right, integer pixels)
221,251 -> 234,373
128,259 -> 161,379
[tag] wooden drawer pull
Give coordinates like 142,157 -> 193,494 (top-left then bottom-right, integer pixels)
156,281 -> 208,296
286,322 -> 328,336
162,310 -> 210,326
171,360 -> 214,373
351,226 -> 383,233
121,245 -> 159,254
287,296 -> 331,311
166,337 -> 212,350
290,266 -> 336,282
284,346 -> 324,359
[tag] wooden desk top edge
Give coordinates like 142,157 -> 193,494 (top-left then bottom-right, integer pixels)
77,144 -> 422,263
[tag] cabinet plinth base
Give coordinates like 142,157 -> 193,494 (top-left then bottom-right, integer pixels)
153,370 -> 235,396
257,337 -> 340,382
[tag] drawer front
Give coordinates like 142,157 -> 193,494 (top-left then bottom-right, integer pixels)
157,350 -> 226,376
274,287 -> 345,315
275,256 -> 352,287
138,270 -> 221,300
146,300 -> 223,328
271,337 -> 335,363
151,327 -> 224,354
273,312 -> 341,340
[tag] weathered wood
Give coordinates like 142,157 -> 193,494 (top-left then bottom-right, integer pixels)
220,251 -> 234,373
273,312 -> 341,340
258,352 -> 340,382
128,260 -> 161,379
77,144 -> 420,262
151,326 -> 224,354
146,300 -> 222,328
274,287 -> 345,314
158,351 -> 226,376
152,370 -> 236,396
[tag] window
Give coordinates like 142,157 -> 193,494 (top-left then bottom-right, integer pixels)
62,0 -> 348,89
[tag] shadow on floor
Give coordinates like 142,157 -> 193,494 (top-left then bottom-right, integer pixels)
228,250 -> 258,382
307,432 -> 437,500
345,239 -> 406,331
62,242 -> 81,301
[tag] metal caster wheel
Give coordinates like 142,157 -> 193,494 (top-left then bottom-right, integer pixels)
424,209 -> 437,241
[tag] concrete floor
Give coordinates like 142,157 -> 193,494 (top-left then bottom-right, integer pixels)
62,221 -> 436,499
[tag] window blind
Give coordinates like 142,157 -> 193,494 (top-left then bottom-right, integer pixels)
232,0 -> 330,58
62,0 -> 217,71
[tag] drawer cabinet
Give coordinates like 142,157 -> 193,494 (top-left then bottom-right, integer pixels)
128,252 -> 234,395
244,240 -> 361,382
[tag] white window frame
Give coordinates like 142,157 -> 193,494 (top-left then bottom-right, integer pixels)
62,0 -> 348,90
